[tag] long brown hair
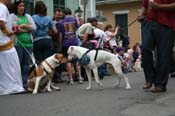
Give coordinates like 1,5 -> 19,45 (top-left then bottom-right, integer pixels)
104,24 -> 113,31
35,1 -> 47,16
13,0 -> 25,15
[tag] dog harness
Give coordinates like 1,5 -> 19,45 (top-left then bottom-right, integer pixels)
41,61 -> 55,75
79,49 -> 99,66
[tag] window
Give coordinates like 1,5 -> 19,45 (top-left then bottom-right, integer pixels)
54,0 -> 65,10
24,0 -> 34,15
115,14 -> 128,35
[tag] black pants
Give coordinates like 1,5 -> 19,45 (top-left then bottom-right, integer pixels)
170,32 -> 175,74
141,20 -> 174,88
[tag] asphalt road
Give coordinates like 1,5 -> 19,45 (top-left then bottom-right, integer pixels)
0,71 -> 175,116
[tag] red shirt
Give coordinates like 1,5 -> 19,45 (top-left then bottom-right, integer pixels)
142,0 -> 174,30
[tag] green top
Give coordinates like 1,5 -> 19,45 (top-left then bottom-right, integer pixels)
16,15 -> 32,47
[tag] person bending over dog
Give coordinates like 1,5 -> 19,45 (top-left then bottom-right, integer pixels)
58,8 -> 83,84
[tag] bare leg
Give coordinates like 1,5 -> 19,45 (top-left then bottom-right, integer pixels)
67,62 -> 74,84
76,62 -> 83,83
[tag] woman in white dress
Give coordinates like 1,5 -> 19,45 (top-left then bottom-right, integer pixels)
0,0 -> 24,95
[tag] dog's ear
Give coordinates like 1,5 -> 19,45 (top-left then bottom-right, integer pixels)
61,57 -> 69,63
70,46 -> 74,51
55,53 -> 63,62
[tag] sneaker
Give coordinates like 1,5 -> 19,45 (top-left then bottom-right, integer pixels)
70,79 -> 74,85
79,78 -> 83,84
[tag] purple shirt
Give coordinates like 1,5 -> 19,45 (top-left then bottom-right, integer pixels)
58,16 -> 79,47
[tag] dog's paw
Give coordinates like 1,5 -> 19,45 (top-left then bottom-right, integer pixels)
115,84 -> 120,88
32,91 -> 37,94
86,86 -> 91,90
97,83 -> 104,89
47,88 -> 53,92
55,87 -> 61,91
125,86 -> 131,89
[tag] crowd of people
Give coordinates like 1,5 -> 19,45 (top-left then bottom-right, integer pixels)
0,0 -> 174,95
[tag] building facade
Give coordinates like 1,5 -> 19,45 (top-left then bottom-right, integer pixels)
96,0 -> 142,47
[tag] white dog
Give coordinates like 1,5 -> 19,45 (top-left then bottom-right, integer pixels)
133,56 -> 142,72
67,46 -> 131,90
28,53 -> 67,94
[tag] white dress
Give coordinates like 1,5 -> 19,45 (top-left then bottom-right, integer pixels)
0,3 -> 24,95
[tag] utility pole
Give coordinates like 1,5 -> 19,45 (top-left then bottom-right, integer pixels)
90,0 -> 96,17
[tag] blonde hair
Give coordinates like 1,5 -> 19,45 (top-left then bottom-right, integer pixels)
96,22 -> 104,30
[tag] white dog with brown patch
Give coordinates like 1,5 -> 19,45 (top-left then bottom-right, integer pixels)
133,55 -> 142,72
28,53 -> 67,94
67,46 -> 131,90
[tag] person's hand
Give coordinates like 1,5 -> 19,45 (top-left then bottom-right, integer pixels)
12,25 -> 20,33
148,1 -> 161,10
137,15 -> 145,22
116,26 -> 120,30
19,24 -> 27,29
116,26 -> 123,32
75,13 -> 79,18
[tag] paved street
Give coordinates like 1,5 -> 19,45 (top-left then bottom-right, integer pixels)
0,71 -> 175,116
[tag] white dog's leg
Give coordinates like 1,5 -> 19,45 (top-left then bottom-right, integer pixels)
92,67 -> 103,89
46,79 -> 52,92
33,76 -> 42,94
123,75 -> 131,89
115,76 -> 121,88
51,82 -> 61,91
85,69 -> 92,90
112,64 -> 131,89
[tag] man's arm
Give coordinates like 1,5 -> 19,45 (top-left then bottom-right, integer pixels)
83,33 -> 89,42
138,0 -> 148,22
138,7 -> 148,22
58,32 -> 62,50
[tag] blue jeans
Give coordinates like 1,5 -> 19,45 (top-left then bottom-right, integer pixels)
99,64 -> 108,75
15,46 -> 33,90
141,20 -> 174,88
33,38 -> 54,62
